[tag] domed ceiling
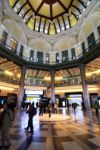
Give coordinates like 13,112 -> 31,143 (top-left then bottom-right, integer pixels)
9,0 -> 91,35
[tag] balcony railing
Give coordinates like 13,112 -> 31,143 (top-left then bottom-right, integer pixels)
0,74 -> 20,85
0,37 -> 100,65
25,83 -> 49,87
86,77 -> 100,84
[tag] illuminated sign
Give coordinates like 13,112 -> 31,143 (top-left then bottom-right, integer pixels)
25,90 -> 43,95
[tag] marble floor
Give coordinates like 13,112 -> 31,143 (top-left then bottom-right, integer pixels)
0,107 -> 100,150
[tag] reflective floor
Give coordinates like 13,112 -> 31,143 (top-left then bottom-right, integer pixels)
0,107 -> 100,150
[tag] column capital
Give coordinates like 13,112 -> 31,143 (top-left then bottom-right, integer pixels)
50,69 -> 55,73
20,66 -> 27,71
79,64 -> 86,69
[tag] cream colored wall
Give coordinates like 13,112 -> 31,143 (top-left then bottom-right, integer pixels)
0,81 -> 100,97
23,47 -> 30,59
2,18 -> 27,43
55,85 -> 100,96
2,19 -> 21,41
78,12 -> 100,43
43,84 -> 100,98
53,36 -> 76,51
75,45 -> 82,57
0,82 -> 19,96
28,39 -> 51,52
0,11 -> 100,63
49,52 -> 55,63
0,25 -> 4,39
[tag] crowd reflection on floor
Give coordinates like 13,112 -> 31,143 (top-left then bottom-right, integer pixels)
0,107 -> 100,150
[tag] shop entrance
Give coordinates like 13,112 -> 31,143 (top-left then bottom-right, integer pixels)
65,92 -> 83,106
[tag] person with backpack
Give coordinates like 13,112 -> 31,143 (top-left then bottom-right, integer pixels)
94,101 -> 99,116
25,103 -> 37,134
0,103 -> 14,149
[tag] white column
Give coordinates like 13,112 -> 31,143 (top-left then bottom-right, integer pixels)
75,44 -> 82,58
6,32 -> 11,47
90,16 -> 99,41
80,64 -> 91,110
43,52 -> 46,63
50,52 -> 55,64
59,51 -> 62,63
34,50 -> 37,62
68,48 -> 71,60
50,70 -> 55,103
84,38 -> 88,51
16,41 -> 21,54
93,26 -> 99,41
0,26 -> 3,40
17,66 -> 26,109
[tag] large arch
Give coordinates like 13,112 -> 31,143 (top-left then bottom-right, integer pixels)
28,38 -> 52,52
53,36 -> 76,52
2,19 -> 27,45
78,12 -> 100,42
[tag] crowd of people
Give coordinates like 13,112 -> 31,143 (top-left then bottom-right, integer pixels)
0,99 -> 100,149
38,101 -> 58,116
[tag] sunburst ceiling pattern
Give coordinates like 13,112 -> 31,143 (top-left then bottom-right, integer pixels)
9,0 -> 91,35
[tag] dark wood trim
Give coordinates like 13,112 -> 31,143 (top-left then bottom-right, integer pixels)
12,0 -> 19,8
17,2 -> 27,14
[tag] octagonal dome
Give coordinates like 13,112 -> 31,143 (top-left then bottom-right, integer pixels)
9,0 -> 92,35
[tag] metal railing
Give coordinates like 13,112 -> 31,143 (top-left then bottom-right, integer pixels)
0,37 -> 100,86
0,73 -> 99,86
25,82 -> 49,87
0,74 -> 20,85
86,77 -> 100,84
0,37 -> 100,65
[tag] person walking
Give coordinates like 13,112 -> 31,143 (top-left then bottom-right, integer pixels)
0,103 -> 14,149
48,103 -> 52,117
25,103 -> 37,134
54,103 -> 58,114
72,102 -> 77,115
94,101 -> 99,116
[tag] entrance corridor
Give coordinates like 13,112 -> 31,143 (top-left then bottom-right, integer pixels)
0,107 -> 100,150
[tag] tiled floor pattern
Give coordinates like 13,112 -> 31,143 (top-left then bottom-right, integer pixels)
0,108 -> 100,150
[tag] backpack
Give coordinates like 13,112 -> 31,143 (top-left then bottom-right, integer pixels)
0,111 -> 5,128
